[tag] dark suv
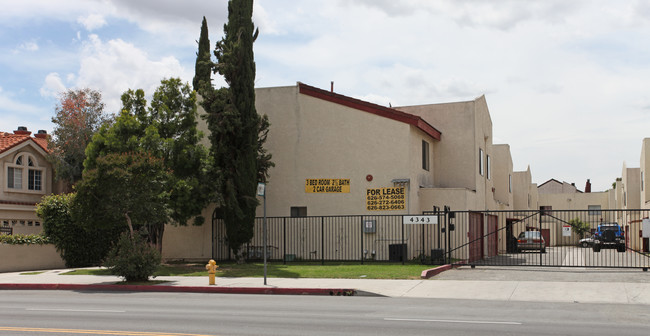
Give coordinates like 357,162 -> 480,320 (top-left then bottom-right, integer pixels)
593,222 -> 625,252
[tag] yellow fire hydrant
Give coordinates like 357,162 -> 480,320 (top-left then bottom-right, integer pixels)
205,259 -> 219,285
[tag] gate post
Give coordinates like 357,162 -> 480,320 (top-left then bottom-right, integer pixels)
400,215 -> 408,265
539,211 -> 543,266
360,216 -> 364,265
321,216 -> 325,265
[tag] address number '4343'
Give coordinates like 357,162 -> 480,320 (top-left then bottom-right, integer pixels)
402,216 -> 439,225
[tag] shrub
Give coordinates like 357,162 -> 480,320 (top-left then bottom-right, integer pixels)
0,234 -> 51,245
104,230 -> 161,282
36,193 -> 120,267
568,218 -> 591,239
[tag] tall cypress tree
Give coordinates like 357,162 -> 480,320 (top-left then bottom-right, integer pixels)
193,16 -> 211,92
203,0 -> 263,262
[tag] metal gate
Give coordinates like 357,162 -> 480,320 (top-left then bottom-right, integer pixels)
445,209 -> 650,269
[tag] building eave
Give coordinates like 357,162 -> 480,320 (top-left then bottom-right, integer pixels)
297,82 -> 442,141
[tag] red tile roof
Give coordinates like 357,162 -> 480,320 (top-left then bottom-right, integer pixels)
0,132 -> 49,154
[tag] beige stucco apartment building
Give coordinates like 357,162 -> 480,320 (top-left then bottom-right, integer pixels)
250,83 -> 441,217
243,83 -> 527,218
163,83 -> 531,260
396,96 -> 516,213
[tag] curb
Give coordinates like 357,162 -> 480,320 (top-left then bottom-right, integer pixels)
420,261 -> 467,279
0,283 -> 357,296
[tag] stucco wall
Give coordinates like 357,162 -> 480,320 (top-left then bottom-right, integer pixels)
538,191 -> 611,212
418,188 -> 475,214
513,167 -> 535,210
397,101 -> 476,191
398,96 -> 501,211
253,85 -> 436,217
640,138 -> 650,208
161,205 -> 214,261
621,166 -> 640,209
0,244 -> 65,273
492,144 -> 513,207
538,180 -> 579,194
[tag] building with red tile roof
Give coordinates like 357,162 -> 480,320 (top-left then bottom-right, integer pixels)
0,127 -> 55,235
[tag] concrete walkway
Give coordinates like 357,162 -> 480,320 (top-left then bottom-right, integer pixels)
1,266 -> 650,304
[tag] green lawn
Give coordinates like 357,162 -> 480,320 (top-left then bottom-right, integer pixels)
63,262 -> 437,279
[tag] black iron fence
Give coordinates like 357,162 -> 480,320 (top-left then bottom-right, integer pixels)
211,209 -> 650,269
212,214 -> 447,264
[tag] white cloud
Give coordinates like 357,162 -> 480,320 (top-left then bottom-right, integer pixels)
0,87 -> 51,133
39,73 -> 67,98
74,34 -> 190,114
18,41 -> 39,52
253,2 -> 279,35
77,14 -> 107,31
107,0 -> 228,47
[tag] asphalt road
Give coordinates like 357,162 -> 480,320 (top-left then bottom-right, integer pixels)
1,291 -> 650,336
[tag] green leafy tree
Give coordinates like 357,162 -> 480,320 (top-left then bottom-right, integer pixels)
82,78 -> 209,250
74,152 -> 171,240
201,0 -> 273,262
36,193 -> 119,267
568,218 -> 591,239
193,16 -> 212,92
49,88 -> 110,186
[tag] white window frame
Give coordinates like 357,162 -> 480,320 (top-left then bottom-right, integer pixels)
486,155 -> 491,180
4,152 -> 46,195
422,140 -> 430,171
479,149 -> 484,176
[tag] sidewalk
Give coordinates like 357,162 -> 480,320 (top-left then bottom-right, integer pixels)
1,266 -> 650,305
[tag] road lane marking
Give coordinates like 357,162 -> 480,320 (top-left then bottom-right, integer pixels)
384,318 -> 522,325
26,308 -> 126,313
0,326 -> 218,336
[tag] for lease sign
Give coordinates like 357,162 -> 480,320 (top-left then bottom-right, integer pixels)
366,187 -> 406,211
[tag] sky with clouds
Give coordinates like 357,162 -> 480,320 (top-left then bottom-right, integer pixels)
1,0 -> 649,192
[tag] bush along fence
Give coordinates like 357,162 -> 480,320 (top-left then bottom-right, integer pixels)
0,233 -> 51,245
212,209 -> 650,269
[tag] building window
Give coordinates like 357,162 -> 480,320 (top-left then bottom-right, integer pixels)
29,170 -> 42,190
509,174 -> 512,193
588,205 -> 601,216
290,207 -> 307,218
7,167 -> 22,189
479,149 -> 484,176
486,155 -> 491,180
6,153 -> 44,192
421,140 -> 430,171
